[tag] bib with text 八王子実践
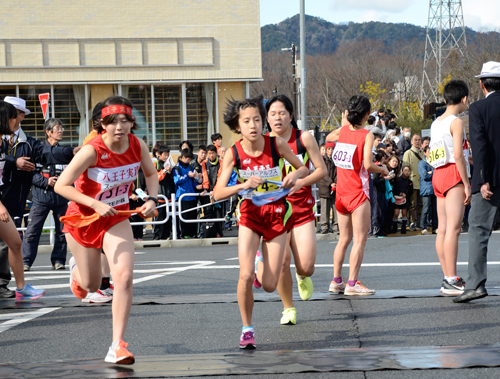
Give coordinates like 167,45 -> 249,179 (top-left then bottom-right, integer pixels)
332,143 -> 357,170
87,162 -> 140,208
238,165 -> 282,194
428,139 -> 449,168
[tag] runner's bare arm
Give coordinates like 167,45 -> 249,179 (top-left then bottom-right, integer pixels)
275,137 -> 309,191
296,131 -> 327,187
213,148 -> 263,201
450,118 -> 471,205
138,139 -> 160,217
325,127 -> 342,143
54,145 -> 118,216
363,132 -> 389,176
325,111 -> 349,142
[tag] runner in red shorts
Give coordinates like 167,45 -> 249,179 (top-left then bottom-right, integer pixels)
55,95 -> 159,364
325,96 -> 389,296
263,94 -> 326,325
214,95 -> 308,349
428,80 -> 471,295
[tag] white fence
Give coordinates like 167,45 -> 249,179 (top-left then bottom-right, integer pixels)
17,190 -> 323,242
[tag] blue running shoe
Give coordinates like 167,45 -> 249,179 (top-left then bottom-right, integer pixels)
15,284 -> 46,300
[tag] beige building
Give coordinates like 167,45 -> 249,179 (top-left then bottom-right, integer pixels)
0,0 -> 262,150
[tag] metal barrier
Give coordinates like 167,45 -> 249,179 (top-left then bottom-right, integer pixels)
15,194 -> 170,237
15,189 -> 323,242
177,193 -> 235,223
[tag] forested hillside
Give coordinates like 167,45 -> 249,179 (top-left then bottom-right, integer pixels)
261,14 -> 479,55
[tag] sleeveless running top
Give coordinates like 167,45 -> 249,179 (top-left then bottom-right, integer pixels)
74,133 -> 142,210
333,126 -> 370,198
429,115 -> 469,170
231,135 -> 285,193
267,128 -> 312,200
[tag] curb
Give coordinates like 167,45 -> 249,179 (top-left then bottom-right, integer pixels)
37,233 -> 339,253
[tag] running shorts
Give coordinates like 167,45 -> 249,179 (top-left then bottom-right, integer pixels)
432,163 -> 463,198
236,198 -> 292,241
335,191 -> 369,215
62,202 -> 131,249
287,193 -> 316,229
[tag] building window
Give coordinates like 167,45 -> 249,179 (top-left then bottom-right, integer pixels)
125,85 -> 152,147
15,86 -> 82,146
0,86 -> 17,102
153,85 -> 182,150
186,83 -> 215,147
18,86 -> 52,142
54,86 -> 84,147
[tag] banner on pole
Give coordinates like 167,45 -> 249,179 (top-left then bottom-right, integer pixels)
38,93 -> 50,120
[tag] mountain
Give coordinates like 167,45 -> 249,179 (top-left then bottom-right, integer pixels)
261,15 -> 478,55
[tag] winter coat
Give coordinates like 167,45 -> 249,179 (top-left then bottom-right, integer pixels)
318,154 -> 336,199
1,129 -> 74,217
418,159 -> 435,196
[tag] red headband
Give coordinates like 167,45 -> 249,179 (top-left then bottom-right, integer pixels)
101,105 -> 133,118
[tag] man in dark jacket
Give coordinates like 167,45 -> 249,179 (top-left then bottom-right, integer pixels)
0,97 -> 76,298
397,127 -> 411,160
454,62 -> 500,303
318,142 -> 337,234
21,118 -> 70,270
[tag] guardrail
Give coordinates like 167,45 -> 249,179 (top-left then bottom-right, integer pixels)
16,189 -> 325,242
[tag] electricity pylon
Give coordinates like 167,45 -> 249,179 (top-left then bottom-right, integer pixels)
420,0 -> 467,104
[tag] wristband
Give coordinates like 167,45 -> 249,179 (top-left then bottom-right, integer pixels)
147,197 -> 159,206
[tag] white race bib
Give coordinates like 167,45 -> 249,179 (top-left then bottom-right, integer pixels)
0,160 -> 4,186
332,143 -> 356,170
95,182 -> 131,208
428,139 -> 448,168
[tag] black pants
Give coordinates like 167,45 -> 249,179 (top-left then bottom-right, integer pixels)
179,199 -> 198,238
0,218 -> 22,287
22,202 -> 68,267
371,190 -> 387,236
153,203 -> 172,240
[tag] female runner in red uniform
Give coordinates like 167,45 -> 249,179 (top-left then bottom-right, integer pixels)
55,96 -> 159,364
214,96 -> 308,349
263,95 -> 326,325
325,96 -> 389,295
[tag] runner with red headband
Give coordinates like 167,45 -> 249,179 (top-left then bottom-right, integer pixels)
55,95 -> 159,364
325,95 -> 389,296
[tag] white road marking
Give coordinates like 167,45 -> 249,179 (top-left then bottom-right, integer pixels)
18,261 -> 216,289
225,257 -> 240,261
0,308 -> 60,334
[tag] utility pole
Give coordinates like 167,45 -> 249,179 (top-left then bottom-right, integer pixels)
299,0 -> 306,131
421,0 -> 467,104
281,42 -> 299,113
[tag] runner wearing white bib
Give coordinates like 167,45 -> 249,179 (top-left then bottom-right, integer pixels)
429,80 -> 471,295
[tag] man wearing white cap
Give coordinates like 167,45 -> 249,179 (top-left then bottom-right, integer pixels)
454,61 -> 500,303
0,96 -> 76,298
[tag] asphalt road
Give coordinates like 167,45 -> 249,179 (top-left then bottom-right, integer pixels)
1,233 -> 500,378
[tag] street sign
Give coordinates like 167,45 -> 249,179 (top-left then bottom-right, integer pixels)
38,93 -> 50,120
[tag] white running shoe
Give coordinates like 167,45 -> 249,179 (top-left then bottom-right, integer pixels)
344,281 -> 376,296
82,289 -> 113,303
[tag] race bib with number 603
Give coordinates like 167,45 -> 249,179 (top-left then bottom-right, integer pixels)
332,143 -> 357,170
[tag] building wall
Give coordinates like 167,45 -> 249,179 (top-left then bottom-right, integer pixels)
0,0 -> 262,83
217,82 -> 245,149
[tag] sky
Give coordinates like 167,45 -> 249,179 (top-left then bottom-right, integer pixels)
260,0 -> 500,31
